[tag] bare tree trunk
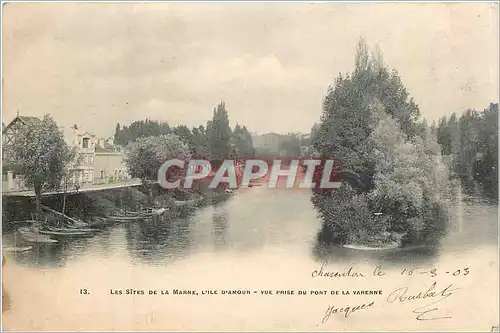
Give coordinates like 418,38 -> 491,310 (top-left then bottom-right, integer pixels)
148,184 -> 154,207
62,177 -> 67,218
35,188 -> 42,221
62,194 -> 67,216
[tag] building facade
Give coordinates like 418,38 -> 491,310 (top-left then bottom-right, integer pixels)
61,125 -> 130,187
60,125 -> 98,186
94,152 -> 129,184
2,116 -> 130,192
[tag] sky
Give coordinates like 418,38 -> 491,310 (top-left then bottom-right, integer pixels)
2,2 -> 498,138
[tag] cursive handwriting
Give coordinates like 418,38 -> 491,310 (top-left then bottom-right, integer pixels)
400,267 -> 470,277
321,301 -> 375,324
311,263 -> 471,279
386,282 -> 460,321
312,261 -> 366,278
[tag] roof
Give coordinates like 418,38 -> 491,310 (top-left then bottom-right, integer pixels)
3,115 -> 42,133
18,116 -> 42,124
95,140 -> 121,152
79,131 -> 96,138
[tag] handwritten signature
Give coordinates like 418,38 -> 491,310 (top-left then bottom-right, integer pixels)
386,282 -> 460,321
320,301 -> 375,324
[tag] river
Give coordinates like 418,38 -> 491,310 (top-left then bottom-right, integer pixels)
2,184 -> 498,331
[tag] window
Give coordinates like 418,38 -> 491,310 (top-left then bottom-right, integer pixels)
82,138 -> 89,149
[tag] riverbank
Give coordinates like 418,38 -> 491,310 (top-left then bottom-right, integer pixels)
1,183 -> 233,233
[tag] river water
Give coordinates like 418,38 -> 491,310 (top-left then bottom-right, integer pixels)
2,185 -> 498,331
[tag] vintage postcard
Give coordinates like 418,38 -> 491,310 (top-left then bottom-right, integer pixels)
1,1 -> 499,331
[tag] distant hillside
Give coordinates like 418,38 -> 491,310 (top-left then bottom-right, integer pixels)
252,133 -> 288,155
252,132 -> 311,156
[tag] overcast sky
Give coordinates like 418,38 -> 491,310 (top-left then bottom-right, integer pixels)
2,2 -> 498,137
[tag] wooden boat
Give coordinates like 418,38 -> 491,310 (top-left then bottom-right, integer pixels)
68,217 -> 109,229
41,205 -> 102,230
173,197 -> 204,207
46,226 -> 99,233
3,246 -> 33,253
21,226 -> 93,238
106,215 -> 150,223
41,226 -> 96,237
152,208 -> 168,215
18,228 -> 58,244
117,211 -> 140,217
108,209 -> 154,221
38,229 -> 94,238
9,220 -> 38,224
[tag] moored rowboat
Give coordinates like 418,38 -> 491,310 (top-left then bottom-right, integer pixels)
18,228 -> 58,244
3,246 -> 33,253
46,226 -> 100,233
37,229 -> 94,238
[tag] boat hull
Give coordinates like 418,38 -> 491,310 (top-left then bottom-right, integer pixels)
18,229 -> 58,244
38,229 -> 94,238
3,246 -> 33,253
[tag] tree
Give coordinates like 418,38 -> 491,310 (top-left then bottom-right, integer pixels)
231,124 -> 255,157
313,102 -> 449,246
311,39 -> 448,247
172,125 -> 195,152
124,134 -> 191,203
114,123 -> 121,145
475,103 -> 498,197
436,103 -> 498,198
313,38 -> 420,191
367,104 -> 449,245
207,101 -> 232,163
61,146 -> 80,216
116,120 -> 172,146
191,125 -> 209,157
9,115 -> 75,217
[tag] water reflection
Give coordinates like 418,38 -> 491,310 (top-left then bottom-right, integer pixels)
312,241 -> 441,268
212,207 -> 229,250
6,237 -> 93,268
125,216 -> 195,266
311,194 -> 497,268
3,186 -> 498,271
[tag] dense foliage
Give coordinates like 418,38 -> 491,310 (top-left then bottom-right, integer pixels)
124,134 -> 191,202
124,134 -> 191,184
207,102 -> 232,162
312,39 -> 450,247
7,115 -> 75,214
116,101 -> 255,164
114,120 -> 173,146
436,103 -> 498,198
231,124 -> 255,157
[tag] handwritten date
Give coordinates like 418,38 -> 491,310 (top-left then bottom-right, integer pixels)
311,261 -> 471,279
400,267 -> 469,277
